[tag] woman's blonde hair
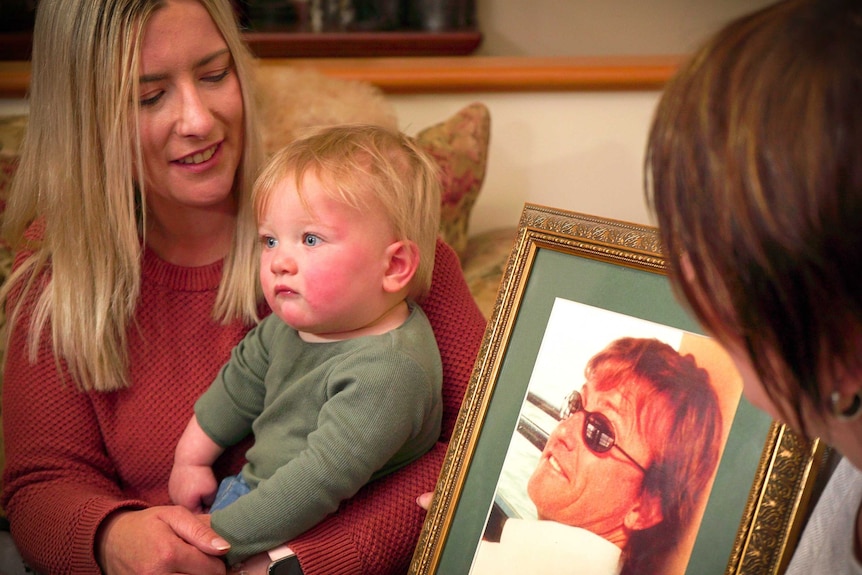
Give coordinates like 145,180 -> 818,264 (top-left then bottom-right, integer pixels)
2,0 -> 264,392
252,124 -> 441,300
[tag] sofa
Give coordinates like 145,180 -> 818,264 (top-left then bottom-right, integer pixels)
0,65 -> 517,514
0,67 -> 514,319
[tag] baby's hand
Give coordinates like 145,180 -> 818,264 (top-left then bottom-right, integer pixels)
231,551 -> 272,575
416,491 -> 434,510
169,463 -> 217,513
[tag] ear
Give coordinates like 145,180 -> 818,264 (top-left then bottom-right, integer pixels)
381,240 -> 419,294
832,378 -> 861,401
623,490 -> 663,532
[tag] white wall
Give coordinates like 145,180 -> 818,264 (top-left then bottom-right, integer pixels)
0,90 -> 664,235
475,0 -> 775,57
392,90 -> 661,235
389,0 -> 778,234
0,100 -> 28,115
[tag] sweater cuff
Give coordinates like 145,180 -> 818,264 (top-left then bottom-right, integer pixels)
71,497 -> 149,575
288,521 -> 361,575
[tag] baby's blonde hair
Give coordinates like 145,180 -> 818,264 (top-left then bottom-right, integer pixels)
253,124 -> 441,300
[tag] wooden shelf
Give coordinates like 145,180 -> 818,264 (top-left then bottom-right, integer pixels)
0,32 -> 32,61
0,29 -> 482,61
0,56 -> 682,99
257,55 -> 681,93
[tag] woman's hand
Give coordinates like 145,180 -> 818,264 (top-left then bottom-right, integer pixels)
96,506 -> 230,575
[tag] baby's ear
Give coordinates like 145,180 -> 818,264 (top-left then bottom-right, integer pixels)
382,240 -> 419,294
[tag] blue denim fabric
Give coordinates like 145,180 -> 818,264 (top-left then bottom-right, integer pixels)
210,473 -> 251,512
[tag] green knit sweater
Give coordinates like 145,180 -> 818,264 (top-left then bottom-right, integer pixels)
196,304 -> 442,562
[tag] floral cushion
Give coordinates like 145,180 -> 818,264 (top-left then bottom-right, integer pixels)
414,102 -> 490,258
0,155 -> 17,350
0,115 -> 26,160
461,226 -> 517,319
0,135 -> 19,507
255,66 -> 400,155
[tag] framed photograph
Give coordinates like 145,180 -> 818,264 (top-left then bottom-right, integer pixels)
410,204 -> 826,575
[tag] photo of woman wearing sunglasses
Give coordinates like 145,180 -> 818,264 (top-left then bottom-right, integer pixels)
470,299 -> 741,575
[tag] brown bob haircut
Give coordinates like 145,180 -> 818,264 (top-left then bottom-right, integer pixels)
645,0 -> 862,434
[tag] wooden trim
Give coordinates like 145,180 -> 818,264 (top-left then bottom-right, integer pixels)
0,61 -> 29,99
260,55 -> 681,93
0,56 -> 681,99
0,30 -> 484,61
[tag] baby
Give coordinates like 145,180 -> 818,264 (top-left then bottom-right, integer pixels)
169,124 -> 443,565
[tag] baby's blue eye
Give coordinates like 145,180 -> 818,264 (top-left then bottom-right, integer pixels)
261,236 -> 278,249
303,234 -> 320,247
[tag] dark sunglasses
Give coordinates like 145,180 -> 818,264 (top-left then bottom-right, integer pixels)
560,389 -> 647,473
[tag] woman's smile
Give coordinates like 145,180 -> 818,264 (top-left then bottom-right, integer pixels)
176,143 -> 219,165
547,452 -> 568,479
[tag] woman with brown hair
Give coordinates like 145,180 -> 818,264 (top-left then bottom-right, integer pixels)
646,0 -> 862,571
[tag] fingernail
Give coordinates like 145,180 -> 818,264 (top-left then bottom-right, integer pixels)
212,537 -> 231,550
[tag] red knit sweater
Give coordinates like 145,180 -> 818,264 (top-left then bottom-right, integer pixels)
1,238 -> 486,575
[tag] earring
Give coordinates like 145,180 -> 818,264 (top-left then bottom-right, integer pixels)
830,391 -> 862,422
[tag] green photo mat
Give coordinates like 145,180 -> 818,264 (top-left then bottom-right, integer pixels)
410,205 -> 824,575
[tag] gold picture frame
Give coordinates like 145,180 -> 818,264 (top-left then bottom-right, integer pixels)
410,204 -> 826,575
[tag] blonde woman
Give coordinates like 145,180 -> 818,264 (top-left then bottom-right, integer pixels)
0,0 -> 486,573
